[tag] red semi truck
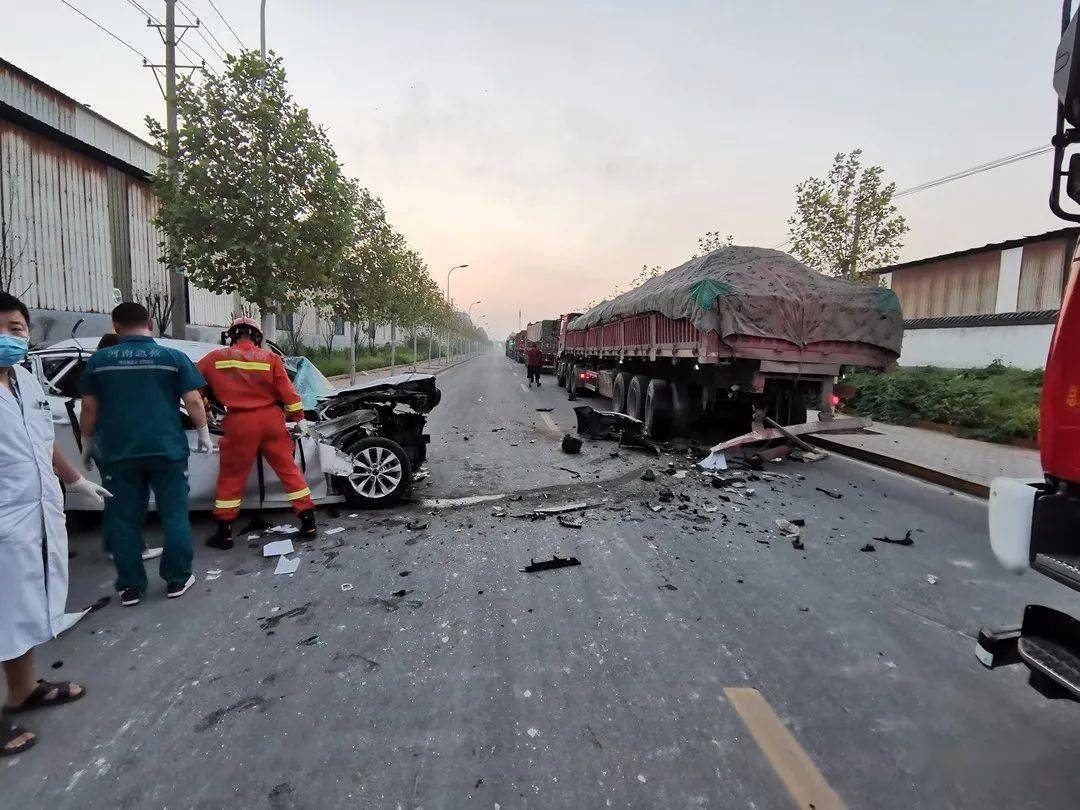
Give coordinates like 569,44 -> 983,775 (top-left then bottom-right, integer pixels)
554,247 -> 902,440
513,329 -> 527,363
525,319 -> 559,370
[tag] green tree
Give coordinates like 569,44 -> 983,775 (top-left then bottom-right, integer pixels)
694,231 -> 734,257
148,51 -> 357,319
787,149 -> 908,281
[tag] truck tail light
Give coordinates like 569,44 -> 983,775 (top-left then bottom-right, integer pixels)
830,394 -> 841,406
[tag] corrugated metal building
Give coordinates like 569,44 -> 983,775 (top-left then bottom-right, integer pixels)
877,228 -> 1078,369
0,57 -> 233,343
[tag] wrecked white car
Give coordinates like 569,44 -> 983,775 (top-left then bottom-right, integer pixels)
28,338 -> 440,511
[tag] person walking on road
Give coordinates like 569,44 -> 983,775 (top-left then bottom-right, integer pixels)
197,317 -> 317,550
0,293 -> 109,757
526,342 -> 543,387
79,302 -> 212,607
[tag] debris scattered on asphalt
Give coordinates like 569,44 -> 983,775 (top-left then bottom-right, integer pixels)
522,554 -> 581,573
399,570 -> 411,577
534,502 -> 589,515
324,526 -> 346,536
559,466 -> 582,478
646,503 -> 663,512
557,515 -> 583,529
775,519 -> 801,537
697,451 -> 728,471
263,539 -> 295,557
406,520 -> 428,531
658,487 -> 674,503
860,543 -> 876,552
348,513 -> 358,518
791,538 -> 805,550
561,434 -> 583,454
413,470 -> 431,482
673,470 -> 688,479
51,660 -> 63,669
790,449 -> 828,463
340,583 -> 354,592
815,487 -> 843,499
241,516 -> 271,533
659,583 -> 678,591
205,569 -> 223,581
246,534 -> 261,542
297,634 -> 321,647
86,596 -> 111,613
491,506 -> 507,517
392,589 -> 408,598
274,555 -> 300,575
508,494 -> 523,501
535,407 -> 554,412
926,574 -> 939,585
573,405 -> 661,455
267,524 -> 300,535
875,530 -> 915,546
790,518 -> 806,527
641,468 -> 657,482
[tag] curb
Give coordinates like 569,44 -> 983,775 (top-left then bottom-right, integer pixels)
326,355 -> 474,384
808,435 -> 990,499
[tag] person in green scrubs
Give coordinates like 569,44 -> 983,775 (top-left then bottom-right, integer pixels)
79,303 -> 213,605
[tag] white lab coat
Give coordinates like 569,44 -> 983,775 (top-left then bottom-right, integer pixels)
0,363 -> 69,662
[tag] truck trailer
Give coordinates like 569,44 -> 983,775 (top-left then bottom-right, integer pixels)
555,246 -> 902,440
525,319 -> 560,370
514,329 -> 527,363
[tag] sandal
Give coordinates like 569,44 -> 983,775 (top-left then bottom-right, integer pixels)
1,720 -> 36,757
1,681 -> 85,715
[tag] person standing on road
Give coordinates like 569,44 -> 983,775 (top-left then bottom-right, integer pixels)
196,317 -> 317,550
79,302 -> 212,607
526,342 -> 543,387
0,293 -> 110,757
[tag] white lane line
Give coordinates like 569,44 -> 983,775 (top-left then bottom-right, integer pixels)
420,494 -> 507,509
540,412 -> 559,433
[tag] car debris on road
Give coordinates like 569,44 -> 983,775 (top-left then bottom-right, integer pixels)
522,554 -> 581,573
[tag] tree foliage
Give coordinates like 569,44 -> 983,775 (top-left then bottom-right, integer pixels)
148,51 -> 357,313
694,231 -> 733,257
787,149 -> 907,281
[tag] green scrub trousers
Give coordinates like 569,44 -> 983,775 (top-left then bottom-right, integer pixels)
102,457 -> 193,592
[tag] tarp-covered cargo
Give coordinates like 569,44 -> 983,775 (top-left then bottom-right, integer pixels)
569,246 -> 902,356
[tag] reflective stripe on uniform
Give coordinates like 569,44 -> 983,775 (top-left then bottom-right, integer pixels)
285,401 -> 304,412
215,498 -> 243,509
214,360 -> 272,371
285,487 -> 311,501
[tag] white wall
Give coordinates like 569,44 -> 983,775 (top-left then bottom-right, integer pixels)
898,323 -> 1054,370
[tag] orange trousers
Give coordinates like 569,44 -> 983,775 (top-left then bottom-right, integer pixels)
213,406 -> 314,521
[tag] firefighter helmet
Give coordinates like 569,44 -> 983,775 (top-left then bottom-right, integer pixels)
226,316 -> 264,346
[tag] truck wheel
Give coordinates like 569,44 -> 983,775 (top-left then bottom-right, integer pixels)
556,362 -> 567,388
337,436 -> 413,507
568,364 -> 582,400
625,374 -> 651,421
643,379 -> 673,439
670,381 -> 695,434
611,372 -> 631,414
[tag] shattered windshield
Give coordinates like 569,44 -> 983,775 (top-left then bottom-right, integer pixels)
283,355 -> 334,409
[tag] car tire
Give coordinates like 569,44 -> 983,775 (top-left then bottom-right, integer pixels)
643,378 -> 673,439
610,371 -> 631,414
338,436 -> 412,507
625,374 -> 651,421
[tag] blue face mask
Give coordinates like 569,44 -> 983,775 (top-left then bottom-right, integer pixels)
0,334 -> 29,368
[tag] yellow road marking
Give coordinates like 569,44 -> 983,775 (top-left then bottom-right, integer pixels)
540,412 -> 558,432
724,687 -> 845,810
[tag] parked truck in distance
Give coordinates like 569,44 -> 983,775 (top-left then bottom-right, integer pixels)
525,319 -> 560,370
555,246 -> 902,440
514,329 -> 527,363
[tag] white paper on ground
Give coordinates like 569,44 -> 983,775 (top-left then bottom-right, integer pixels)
697,451 -> 728,471
267,524 -> 299,535
56,609 -> 90,635
263,539 -> 295,557
247,534 -> 261,541
324,526 -> 346,535
274,555 -> 300,575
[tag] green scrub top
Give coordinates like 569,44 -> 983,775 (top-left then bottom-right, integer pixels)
80,335 -> 207,463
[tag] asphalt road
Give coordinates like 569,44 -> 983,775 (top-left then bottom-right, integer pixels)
6,352 -> 1080,809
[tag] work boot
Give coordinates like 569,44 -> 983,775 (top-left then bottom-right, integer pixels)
298,509 -> 318,540
205,520 -> 233,550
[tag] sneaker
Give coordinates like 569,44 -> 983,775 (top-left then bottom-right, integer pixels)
142,547 -> 163,561
120,587 -> 142,607
298,509 -> 317,540
166,575 -> 196,599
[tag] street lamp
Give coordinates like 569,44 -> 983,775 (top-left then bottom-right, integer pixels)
445,264 -> 468,363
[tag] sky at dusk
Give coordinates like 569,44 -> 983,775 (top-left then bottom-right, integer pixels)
3,1 -> 1068,339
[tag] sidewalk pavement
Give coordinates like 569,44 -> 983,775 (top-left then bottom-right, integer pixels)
811,421 -> 1042,498
326,354 -> 473,388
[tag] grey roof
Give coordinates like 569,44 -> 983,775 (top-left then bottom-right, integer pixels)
876,228 -> 1080,274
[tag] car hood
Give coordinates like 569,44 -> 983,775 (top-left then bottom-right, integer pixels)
318,373 -> 441,414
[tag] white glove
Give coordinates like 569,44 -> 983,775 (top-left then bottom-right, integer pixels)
194,425 -> 215,454
66,476 -> 112,507
80,438 -> 96,471
292,419 -> 313,438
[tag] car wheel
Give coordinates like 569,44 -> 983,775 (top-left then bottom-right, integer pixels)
625,374 -> 651,421
643,378 -> 673,439
338,436 -> 412,507
610,371 -> 631,414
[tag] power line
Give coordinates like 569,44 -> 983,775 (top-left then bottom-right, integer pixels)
204,0 -> 246,50
123,0 -> 219,75
57,0 -> 150,61
177,0 -> 231,61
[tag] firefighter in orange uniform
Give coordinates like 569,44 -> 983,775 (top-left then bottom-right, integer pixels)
196,317 -> 317,548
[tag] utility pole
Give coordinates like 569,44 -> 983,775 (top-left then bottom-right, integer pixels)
146,1 -> 201,338
259,0 -> 275,340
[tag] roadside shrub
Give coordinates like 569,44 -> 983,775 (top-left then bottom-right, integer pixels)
916,376 -> 986,427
